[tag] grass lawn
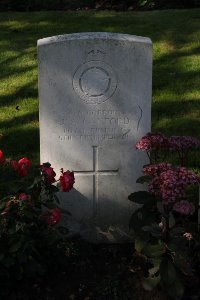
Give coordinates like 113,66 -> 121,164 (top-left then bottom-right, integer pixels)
0,9 -> 200,166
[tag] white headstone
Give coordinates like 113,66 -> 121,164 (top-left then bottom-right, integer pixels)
38,32 -> 152,242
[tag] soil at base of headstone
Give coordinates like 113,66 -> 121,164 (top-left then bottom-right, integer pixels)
3,241 -> 200,300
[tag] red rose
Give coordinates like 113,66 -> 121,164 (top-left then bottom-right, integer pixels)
0,150 -> 3,162
41,165 -> 56,184
19,193 -> 31,201
46,208 -> 61,225
59,169 -> 75,192
17,157 -> 31,176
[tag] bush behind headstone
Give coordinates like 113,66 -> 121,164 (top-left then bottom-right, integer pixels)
0,0 -> 199,12
0,0 -> 95,11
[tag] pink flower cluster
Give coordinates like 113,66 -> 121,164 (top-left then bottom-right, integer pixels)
136,134 -> 200,166
135,133 -> 169,151
173,200 -> 195,215
183,232 -> 193,241
143,163 -> 172,177
144,164 -> 200,211
169,136 -> 200,151
136,133 -> 200,152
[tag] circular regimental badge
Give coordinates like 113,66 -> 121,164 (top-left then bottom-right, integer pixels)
73,61 -> 117,104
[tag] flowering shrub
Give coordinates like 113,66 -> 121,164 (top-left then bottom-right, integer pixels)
0,150 -> 75,293
40,164 -> 56,184
146,165 -> 199,205
135,132 -> 169,163
129,133 -> 200,299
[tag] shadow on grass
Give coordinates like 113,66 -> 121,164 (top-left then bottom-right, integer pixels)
0,10 -> 199,163
0,125 -> 39,160
0,84 -> 37,107
0,111 -> 38,128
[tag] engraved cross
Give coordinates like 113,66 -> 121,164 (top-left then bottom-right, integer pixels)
73,146 -> 118,216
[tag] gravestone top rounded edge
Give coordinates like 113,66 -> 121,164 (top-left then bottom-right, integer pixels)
37,32 -> 152,47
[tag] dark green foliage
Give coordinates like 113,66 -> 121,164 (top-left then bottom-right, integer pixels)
0,0 -> 199,11
138,0 -> 200,9
0,0 -> 96,11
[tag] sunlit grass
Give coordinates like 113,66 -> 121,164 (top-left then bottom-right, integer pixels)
0,9 -> 199,167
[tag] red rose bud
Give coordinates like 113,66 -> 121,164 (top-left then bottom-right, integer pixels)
59,169 -> 75,192
19,193 -> 31,201
46,208 -> 61,225
41,165 -> 56,184
0,150 -> 3,162
17,157 -> 31,176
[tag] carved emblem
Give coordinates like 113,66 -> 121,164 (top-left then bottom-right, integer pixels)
72,50 -> 117,104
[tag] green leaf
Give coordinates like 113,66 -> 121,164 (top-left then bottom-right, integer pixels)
0,202 -> 6,211
160,258 -> 177,285
28,177 -> 41,189
129,206 -> 158,233
142,224 -> 162,238
129,209 -> 144,230
143,242 -> 164,258
135,236 -> 149,252
142,275 -> 160,291
128,191 -> 155,205
148,258 -> 162,275
49,185 -> 59,193
150,258 -> 162,267
149,265 -> 160,276
136,175 -> 152,184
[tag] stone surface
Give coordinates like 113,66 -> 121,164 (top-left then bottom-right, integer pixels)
38,32 -> 152,242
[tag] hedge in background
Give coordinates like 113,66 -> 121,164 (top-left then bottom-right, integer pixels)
0,0 -> 200,11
